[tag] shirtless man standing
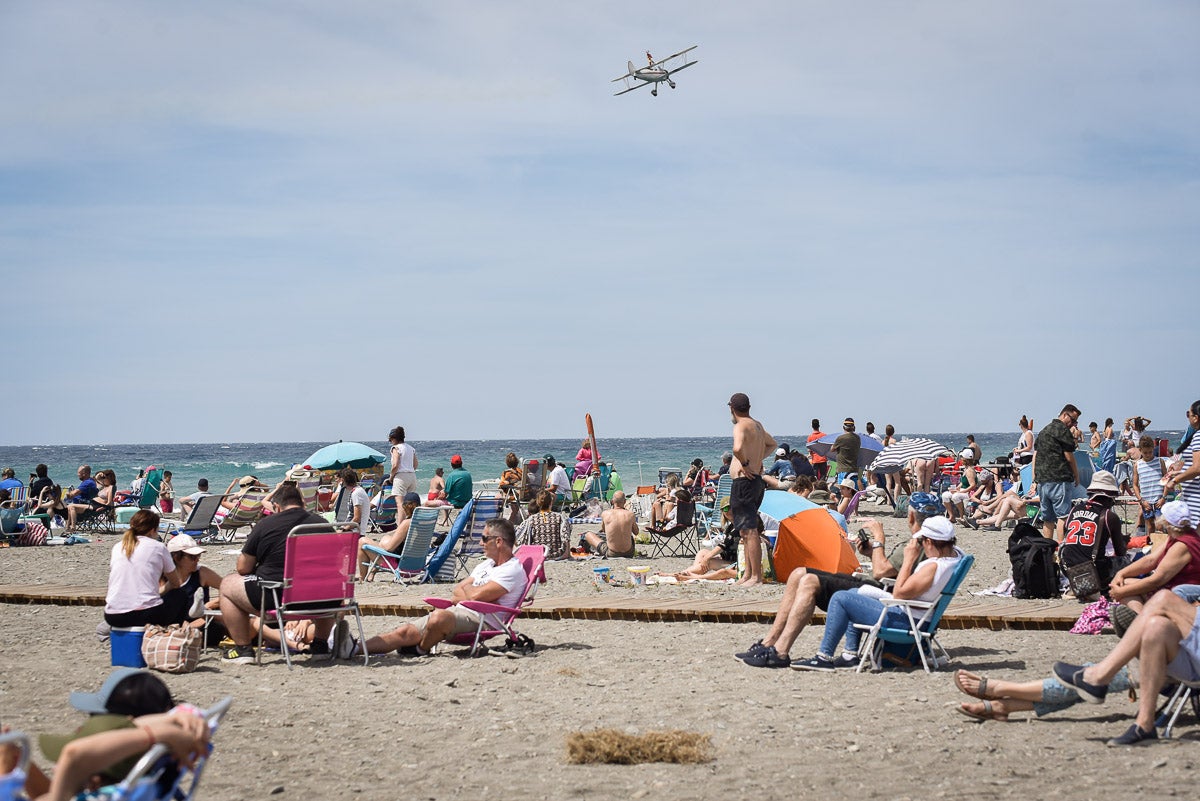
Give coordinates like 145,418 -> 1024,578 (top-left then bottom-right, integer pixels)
585,491 -> 638,558
729,392 -> 776,587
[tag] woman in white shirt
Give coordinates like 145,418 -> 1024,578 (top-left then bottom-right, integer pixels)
104,510 -> 182,628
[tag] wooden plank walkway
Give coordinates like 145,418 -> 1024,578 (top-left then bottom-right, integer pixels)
0,584 -> 1082,631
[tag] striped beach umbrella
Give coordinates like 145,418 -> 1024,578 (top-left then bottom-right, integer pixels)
866,438 -> 952,474
806,433 -> 885,470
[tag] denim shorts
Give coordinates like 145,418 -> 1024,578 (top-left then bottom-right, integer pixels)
1167,612 -> 1200,683
1039,481 -> 1072,522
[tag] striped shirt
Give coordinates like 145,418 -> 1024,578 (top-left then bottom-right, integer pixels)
1182,438 -> 1200,527
1135,457 -> 1165,503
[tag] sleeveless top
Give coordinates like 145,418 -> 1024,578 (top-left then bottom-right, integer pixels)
1163,531 -> 1200,590
392,443 -> 416,473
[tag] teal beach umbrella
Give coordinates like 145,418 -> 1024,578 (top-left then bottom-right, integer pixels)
303,441 -> 387,471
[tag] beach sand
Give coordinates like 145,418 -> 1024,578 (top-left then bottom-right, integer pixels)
1,505 -> 1193,799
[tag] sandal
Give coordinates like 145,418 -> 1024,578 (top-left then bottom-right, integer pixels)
954,669 -> 994,700
956,700 -> 1008,723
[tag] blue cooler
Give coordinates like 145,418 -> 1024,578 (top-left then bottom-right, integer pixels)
110,627 -> 147,668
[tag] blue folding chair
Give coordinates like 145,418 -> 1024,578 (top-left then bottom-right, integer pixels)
695,473 -> 732,537
454,494 -> 503,574
853,554 -> 975,673
362,507 -> 438,583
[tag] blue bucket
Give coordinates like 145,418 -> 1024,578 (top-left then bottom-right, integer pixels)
110,627 -> 147,668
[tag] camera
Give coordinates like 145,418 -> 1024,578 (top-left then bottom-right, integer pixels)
855,527 -> 872,556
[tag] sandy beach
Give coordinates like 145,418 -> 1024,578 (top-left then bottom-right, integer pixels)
2,505 -> 1194,800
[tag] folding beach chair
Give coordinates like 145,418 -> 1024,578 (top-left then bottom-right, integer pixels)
257,522 -> 370,669
454,494 -> 504,574
423,501 -> 473,583
369,493 -> 398,533
519,459 -> 542,502
169,494 -> 228,543
136,468 -> 164,510
853,554 -> 975,673
100,696 -> 234,801
74,499 -> 118,535
658,467 -> 683,487
287,469 -> 322,514
1159,679 -> 1200,739
695,473 -> 732,537
361,506 -> 438,583
0,731 -> 29,801
215,488 -> 269,541
423,544 -> 547,656
647,500 -> 698,558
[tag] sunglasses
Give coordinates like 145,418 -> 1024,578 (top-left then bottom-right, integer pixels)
480,535 -> 500,544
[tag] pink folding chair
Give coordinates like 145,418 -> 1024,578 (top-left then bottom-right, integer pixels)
257,522 -> 370,669
423,544 -> 547,656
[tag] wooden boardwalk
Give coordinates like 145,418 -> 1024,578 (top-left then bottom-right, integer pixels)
0,584 -> 1082,631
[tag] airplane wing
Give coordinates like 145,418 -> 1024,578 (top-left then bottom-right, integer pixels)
612,77 -> 651,96
664,59 -> 698,79
650,45 -> 698,70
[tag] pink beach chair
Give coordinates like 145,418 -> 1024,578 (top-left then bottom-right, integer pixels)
423,544 -> 547,657
256,522 -> 370,669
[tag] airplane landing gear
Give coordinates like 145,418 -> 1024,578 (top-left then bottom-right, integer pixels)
668,80 -> 676,89
651,87 -> 658,96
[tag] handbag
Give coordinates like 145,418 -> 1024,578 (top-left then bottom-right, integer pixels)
141,624 -> 202,673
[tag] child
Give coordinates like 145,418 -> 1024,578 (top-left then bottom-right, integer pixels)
1132,435 -> 1166,537
159,471 -> 174,514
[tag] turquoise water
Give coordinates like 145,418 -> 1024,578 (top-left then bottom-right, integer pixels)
0,431 -> 1180,497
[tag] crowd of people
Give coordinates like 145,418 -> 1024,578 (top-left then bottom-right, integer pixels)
4,401 -> 1200,765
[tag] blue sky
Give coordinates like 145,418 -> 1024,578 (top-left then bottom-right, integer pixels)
2,1 -> 1197,445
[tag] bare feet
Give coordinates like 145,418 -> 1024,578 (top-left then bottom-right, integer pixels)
737,578 -> 763,587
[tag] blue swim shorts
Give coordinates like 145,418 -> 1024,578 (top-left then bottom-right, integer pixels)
1039,481 -> 1073,523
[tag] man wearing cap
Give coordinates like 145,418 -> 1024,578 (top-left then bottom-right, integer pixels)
832,418 -> 861,490
178,478 -> 210,519
14,668 -> 200,799
1033,403 -> 1082,541
217,484 -> 333,664
444,455 -> 473,510
1059,470 -> 1127,602
739,511 -> 952,669
765,447 -> 795,484
545,456 -> 571,499
728,392 -> 776,587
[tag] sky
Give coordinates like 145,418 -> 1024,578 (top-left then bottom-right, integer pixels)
1,1 -> 1197,445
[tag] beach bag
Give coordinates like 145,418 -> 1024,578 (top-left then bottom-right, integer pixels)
141,624 -> 202,674
1063,560 -> 1102,601
892,494 -> 910,519
18,521 -> 49,546
1008,521 -> 1060,599
1070,598 -> 1111,635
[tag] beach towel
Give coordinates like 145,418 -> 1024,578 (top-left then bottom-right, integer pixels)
1070,598 -> 1111,635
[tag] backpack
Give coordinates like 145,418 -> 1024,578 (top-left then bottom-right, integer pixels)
1008,520 -> 1061,599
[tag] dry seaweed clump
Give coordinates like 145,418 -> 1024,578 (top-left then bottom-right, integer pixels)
565,729 -> 714,765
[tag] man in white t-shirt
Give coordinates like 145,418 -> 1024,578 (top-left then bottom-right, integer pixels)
333,468 -> 371,536
343,518 -> 527,658
545,455 -> 571,499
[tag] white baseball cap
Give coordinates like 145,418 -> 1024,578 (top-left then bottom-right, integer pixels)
167,533 -> 205,555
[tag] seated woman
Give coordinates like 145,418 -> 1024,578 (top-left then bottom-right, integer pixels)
515,490 -> 572,559
573,440 -> 593,479
683,459 -> 711,499
104,510 -> 182,629
0,669 -> 205,801
1108,500 -> 1200,613
952,666 -> 1135,722
158,534 -> 222,629
64,469 -> 117,532
647,489 -> 691,532
219,475 -> 266,513
941,451 -> 983,523
357,492 -> 422,578
651,474 -> 682,527
792,515 -> 964,671
498,452 -> 523,519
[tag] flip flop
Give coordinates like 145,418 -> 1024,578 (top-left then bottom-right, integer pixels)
954,669 -> 992,700
956,701 -> 1008,723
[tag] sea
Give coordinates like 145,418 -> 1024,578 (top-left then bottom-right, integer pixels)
0,430 -> 1181,497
